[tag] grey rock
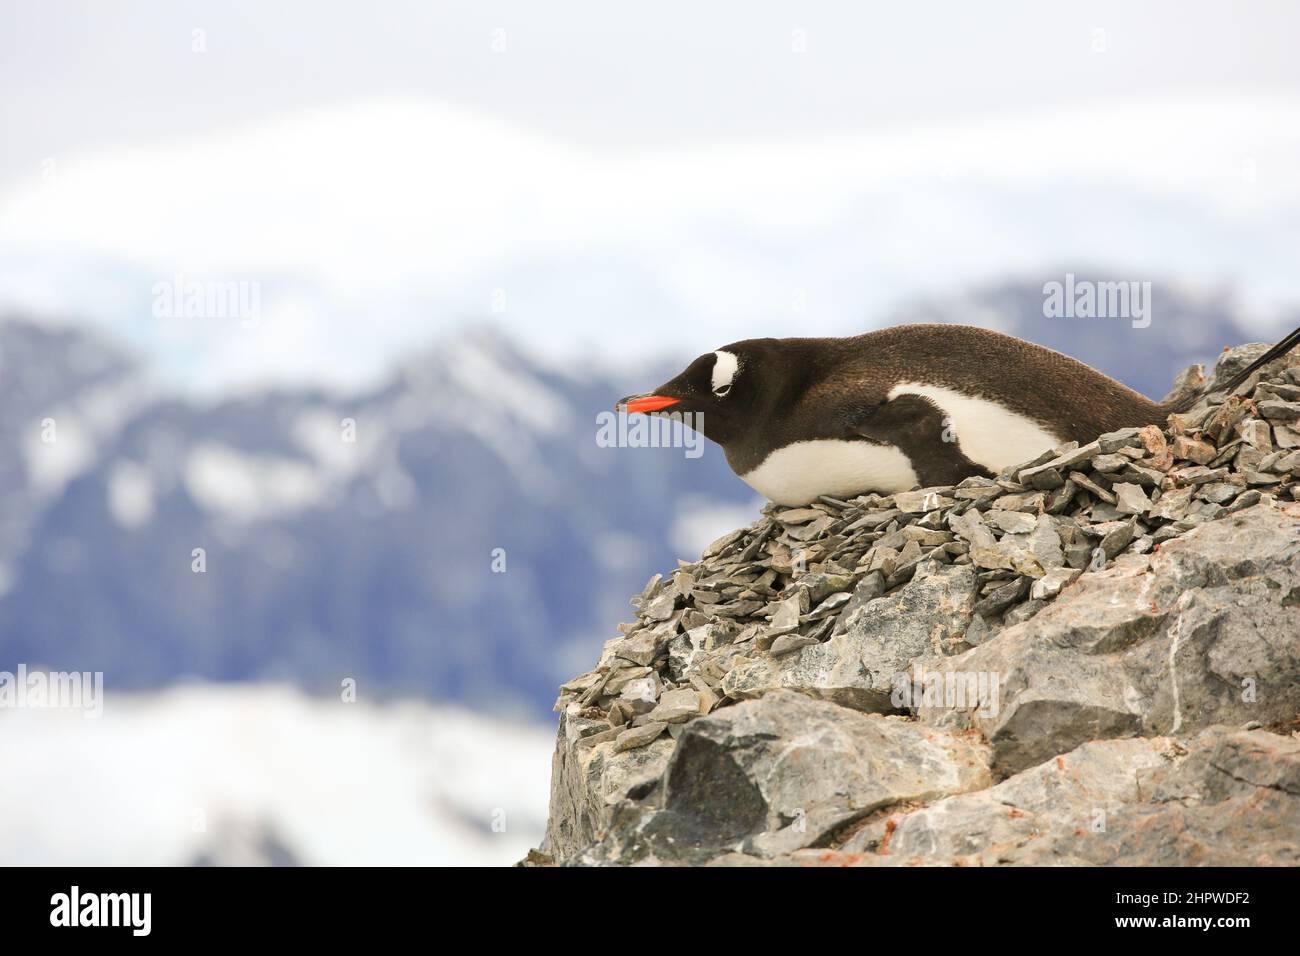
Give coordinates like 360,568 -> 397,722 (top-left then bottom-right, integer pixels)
946,512 -> 993,548
894,489 -> 954,513
1113,482 -> 1153,516
1017,441 -> 1100,485
615,721 -> 668,751
837,726 -> 1300,866
987,510 -> 1037,534
573,691 -> 990,863
544,712 -> 676,860
917,502 -> 1300,775
769,633 -> 821,657
1259,400 -> 1300,421
1026,515 -> 1065,568
1097,427 -> 1144,453
723,561 -> 977,711
830,571 -> 885,636
645,689 -> 701,724
1029,566 -> 1081,601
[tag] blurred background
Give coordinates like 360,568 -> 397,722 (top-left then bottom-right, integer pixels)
2,0 -> 1300,865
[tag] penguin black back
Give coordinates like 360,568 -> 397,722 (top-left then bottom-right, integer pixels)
617,323 -> 1300,505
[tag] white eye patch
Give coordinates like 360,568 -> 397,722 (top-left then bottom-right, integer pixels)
711,350 -> 739,395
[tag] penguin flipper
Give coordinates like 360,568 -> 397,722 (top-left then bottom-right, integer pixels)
846,394 -> 993,487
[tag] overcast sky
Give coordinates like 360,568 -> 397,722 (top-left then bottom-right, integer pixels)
5,2 -> 1300,394
5,0 -> 1300,183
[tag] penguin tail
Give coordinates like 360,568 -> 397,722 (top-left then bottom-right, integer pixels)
1161,322 -> 1300,415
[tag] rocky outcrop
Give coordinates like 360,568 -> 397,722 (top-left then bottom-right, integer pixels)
916,504 -> 1300,776
534,342 -> 1300,866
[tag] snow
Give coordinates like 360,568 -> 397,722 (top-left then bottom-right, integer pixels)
106,459 -> 154,528
183,443 -> 330,521
670,494 -> 766,558
22,415 -> 94,494
0,684 -> 553,866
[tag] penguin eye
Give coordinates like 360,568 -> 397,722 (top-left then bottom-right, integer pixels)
710,350 -> 739,398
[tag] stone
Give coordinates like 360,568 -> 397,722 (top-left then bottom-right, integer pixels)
572,691 -> 991,863
894,489 -> 954,513
837,727 -> 1300,866
973,576 -> 1030,617
615,721 -> 668,752
792,571 -> 856,604
1090,453 -> 1128,473
767,594 -> 804,635
1026,515 -> 1064,568
1113,482 -> 1153,516
773,507 -> 825,524
806,591 -> 852,620
643,586 -> 678,621
947,508 -> 997,550
917,503 -> 1300,776
987,510 -> 1037,534
1069,470 -> 1116,504
1097,428 -> 1143,454
1017,441 -> 1100,484
769,633 -> 821,657
1097,518 -> 1138,560
645,689 -> 701,724
1240,419 -> 1273,452
1259,400 -> 1300,421
544,712 -> 676,860
1275,424 -> 1300,449
1029,566 -> 1081,601
722,562 -> 977,711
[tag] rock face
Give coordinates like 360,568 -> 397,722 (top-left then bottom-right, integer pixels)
561,691 -> 991,864
916,504 -> 1300,776
534,343 -> 1300,866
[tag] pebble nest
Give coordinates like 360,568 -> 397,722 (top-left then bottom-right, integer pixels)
555,346 -> 1300,754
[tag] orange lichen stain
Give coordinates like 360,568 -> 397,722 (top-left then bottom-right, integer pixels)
1007,808 -> 1026,819
878,816 -> 900,854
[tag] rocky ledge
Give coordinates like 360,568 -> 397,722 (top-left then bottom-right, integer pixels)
532,342 -> 1300,866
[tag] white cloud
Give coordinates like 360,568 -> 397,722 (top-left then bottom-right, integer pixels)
4,93 -> 1300,393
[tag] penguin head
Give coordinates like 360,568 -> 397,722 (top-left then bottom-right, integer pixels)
616,346 -> 754,444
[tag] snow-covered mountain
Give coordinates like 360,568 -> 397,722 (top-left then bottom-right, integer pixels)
0,274 -> 1284,718
0,317 -> 753,715
3,95 -> 1300,395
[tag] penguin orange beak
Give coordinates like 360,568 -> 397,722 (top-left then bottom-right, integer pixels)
616,394 -> 681,414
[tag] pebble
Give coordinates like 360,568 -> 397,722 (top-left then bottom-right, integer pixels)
551,349 -> 1300,735
613,722 -> 668,752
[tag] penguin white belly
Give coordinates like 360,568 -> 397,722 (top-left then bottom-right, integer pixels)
888,382 -> 1063,472
741,440 -> 919,506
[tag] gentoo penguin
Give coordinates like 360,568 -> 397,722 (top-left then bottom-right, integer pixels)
617,323 -> 1300,506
